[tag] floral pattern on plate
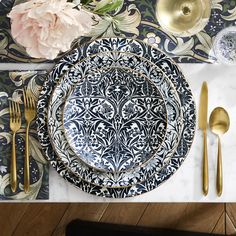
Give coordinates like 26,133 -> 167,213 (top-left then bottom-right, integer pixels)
47,52 -> 182,188
37,38 -> 195,198
63,67 -> 168,173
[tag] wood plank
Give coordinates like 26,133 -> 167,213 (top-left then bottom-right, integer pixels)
226,203 -> 236,227
138,203 -> 188,228
226,213 -> 236,235
0,203 -> 29,236
12,203 -> 69,236
168,203 -> 224,233
138,203 -> 224,233
100,203 -> 148,225
211,212 -> 225,235
52,203 -> 108,236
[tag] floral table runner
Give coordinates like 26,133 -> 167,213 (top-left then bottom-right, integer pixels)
0,0 -> 236,63
0,71 -> 49,200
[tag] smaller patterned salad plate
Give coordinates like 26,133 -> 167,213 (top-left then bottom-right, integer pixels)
63,66 -> 168,173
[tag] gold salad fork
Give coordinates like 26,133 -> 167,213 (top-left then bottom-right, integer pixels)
9,100 -> 21,192
23,88 -> 36,193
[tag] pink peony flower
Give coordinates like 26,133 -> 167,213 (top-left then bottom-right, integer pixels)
8,0 -> 95,59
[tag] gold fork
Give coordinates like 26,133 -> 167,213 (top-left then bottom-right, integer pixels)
23,88 -> 36,193
9,100 -> 21,192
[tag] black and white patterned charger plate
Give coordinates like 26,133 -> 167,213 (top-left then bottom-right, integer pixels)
37,38 -> 196,198
47,53 -> 183,188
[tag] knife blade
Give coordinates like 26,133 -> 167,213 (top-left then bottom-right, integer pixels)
199,81 -> 208,130
199,81 -> 208,196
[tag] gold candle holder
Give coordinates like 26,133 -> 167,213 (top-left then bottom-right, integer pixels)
156,0 -> 211,37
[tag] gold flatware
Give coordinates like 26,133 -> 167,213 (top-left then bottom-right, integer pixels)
23,88 -> 36,193
199,81 -> 208,195
156,0 -> 211,37
9,100 -> 21,192
209,107 -> 230,197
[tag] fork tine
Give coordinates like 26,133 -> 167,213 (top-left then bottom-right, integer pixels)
25,88 -> 29,108
27,90 -> 32,109
11,101 -> 15,122
25,88 -> 29,105
13,101 -> 17,122
30,93 -> 35,109
23,88 -> 27,108
27,92 -> 31,109
30,96 -> 35,110
32,96 -> 36,109
16,102 -> 20,116
29,96 -> 32,109
13,100 -> 16,113
16,102 -> 21,121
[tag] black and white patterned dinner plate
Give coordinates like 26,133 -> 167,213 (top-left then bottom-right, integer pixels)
37,38 -> 196,198
47,54 -> 182,188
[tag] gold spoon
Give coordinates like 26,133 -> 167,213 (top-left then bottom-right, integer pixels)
209,107 -> 230,197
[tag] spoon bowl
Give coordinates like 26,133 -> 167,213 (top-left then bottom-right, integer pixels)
209,107 -> 230,136
209,107 -> 230,197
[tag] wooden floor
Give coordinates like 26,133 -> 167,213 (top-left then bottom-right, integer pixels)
1,203 -> 236,236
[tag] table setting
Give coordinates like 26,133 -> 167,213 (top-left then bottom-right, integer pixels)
0,0 -> 236,201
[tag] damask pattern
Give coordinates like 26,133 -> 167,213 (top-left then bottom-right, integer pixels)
38,38 -> 195,197
63,67 -> 167,173
47,51 -> 183,188
0,0 -> 235,63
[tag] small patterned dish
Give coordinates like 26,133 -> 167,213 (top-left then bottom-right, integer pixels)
213,26 -> 236,65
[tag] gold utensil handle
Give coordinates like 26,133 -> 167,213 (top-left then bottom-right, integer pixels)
203,130 -> 208,195
11,132 -> 17,192
217,136 -> 222,196
24,123 -> 30,193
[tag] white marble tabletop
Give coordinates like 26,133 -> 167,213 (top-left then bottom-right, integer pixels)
1,63 -> 236,202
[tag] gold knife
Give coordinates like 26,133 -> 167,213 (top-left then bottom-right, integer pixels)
199,81 -> 208,195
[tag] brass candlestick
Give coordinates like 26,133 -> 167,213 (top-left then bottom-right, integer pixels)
156,0 -> 211,37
